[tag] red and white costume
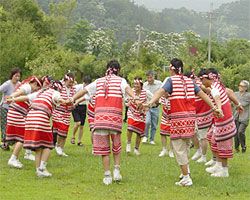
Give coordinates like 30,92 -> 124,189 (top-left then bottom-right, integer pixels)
6,84 -> 32,143
85,75 -> 128,155
195,79 -> 213,129
87,95 -> 96,131
168,75 -> 196,139
52,85 -> 75,138
24,89 -> 61,150
160,97 -> 171,136
210,82 -> 236,158
127,89 -> 148,136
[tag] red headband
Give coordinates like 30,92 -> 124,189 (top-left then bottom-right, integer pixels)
65,75 -> 74,82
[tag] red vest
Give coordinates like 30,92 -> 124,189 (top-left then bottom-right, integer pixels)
195,79 -> 213,129
168,75 -> 196,139
94,75 -> 123,132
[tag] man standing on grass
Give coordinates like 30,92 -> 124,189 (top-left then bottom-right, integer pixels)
144,58 -> 221,186
142,70 -> 162,144
68,60 -> 136,185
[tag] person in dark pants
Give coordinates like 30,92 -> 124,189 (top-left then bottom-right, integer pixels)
234,80 -> 250,153
71,76 -> 91,146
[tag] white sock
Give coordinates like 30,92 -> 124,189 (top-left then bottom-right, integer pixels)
39,161 -> 47,170
114,165 -> 120,170
216,161 -> 222,168
104,170 -> 111,176
223,167 -> 228,172
25,149 -> 32,155
162,147 -> 167,151
10,154 -> 17,160
187,165 -> 190,174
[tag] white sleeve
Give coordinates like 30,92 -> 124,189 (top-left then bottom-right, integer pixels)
0,81 -> 9,93
52,91 -> 61,106
211,87 -> 220,98
28,92 -> 39,101
146,90 -> 153,101
74,84 -> 83,93
20,84 -> 32,95
85,80 -> 97,96
121,78 -> 129,96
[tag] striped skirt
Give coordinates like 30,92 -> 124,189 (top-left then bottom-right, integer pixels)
127,118 -> 145,137
23,109 -> 54,150
52,120 -> 70,138
211,132 -> 233,158
5,107 -> 26,143
0,106 -> 8,141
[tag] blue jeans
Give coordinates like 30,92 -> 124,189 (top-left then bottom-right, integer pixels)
144,107 -> 159,142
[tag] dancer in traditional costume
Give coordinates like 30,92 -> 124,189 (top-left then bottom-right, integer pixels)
144,58 -> 219,186
6,76 -> 42,168
126,77 -> 153,156
199,68 -> 238,177
52,72 -> 75,156
68,60 -> 137,185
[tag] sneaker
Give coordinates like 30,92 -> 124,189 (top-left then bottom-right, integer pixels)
206,164 -> 222,174
36,168 -> 52,177
211,168 -> 229,177
149,141 -> 155,145
196,155 -> 207,163
8,159 -> 23,169
175,175 -> 193,187
242,147 -> 246,153
61,152 -> 68,157
134,148 -> 140,156
55,146 -> 63,156
113,168 -> 122,182
168,151 -> 175,158
191,149 -> 202,161
159,149 -> 167,157
142,137 -> 148,143
103,176 -> 112,185
205,159 -> 216,166
126,143 -> 131,153
24,152 -> 35,161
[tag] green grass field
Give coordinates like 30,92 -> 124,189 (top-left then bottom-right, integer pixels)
0,120 -> 249,200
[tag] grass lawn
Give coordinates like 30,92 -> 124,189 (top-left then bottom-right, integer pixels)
0,119 -> 249,200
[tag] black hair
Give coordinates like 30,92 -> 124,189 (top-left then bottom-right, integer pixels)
64,72 -> 75,81
106,60 -> 120,75
134,76 -> 143,88
184,71 -> 193,79
9,68 -> 21,79
52,80 -> 63,91
170,58 -> 183,74
198,68 -> 207,78
83,75 -> 92,85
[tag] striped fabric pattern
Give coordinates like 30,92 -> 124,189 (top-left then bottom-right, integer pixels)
52,85 -> 75,137
168,75 -> 196,139
94,75 -> 123,132
87,96 -> 95,131
160,97 -> 170,136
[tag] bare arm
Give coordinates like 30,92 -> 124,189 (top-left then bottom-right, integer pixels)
6,95 -> 29,103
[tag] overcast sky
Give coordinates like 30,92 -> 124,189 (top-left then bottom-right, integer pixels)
134,0 -> 238,12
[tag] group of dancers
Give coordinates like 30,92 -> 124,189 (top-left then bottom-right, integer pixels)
0,58 -> 245,186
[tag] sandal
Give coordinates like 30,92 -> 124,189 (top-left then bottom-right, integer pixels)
70,138 -> 75,144
77,142 -> 84,147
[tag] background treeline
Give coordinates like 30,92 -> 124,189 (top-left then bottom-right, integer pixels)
0,0 -> 249,90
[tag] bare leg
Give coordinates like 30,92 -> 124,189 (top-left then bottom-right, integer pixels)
201,139 -> 208,155
41,148 -> 51,163
72,122 -> 80,140
127,130 -> 132,144
102,155 -> 110,171
35,149 -> 42,168
78,125 -> 84,143
161,135 -> 167,149
180,164 -> 189,176
13,142 -> 23,157
57,136 -> 66,148
193,134 -> 200,149
135,135 -> 141,149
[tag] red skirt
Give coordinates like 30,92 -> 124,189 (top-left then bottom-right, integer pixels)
52,121 -> 70,138
160,123 -> 170,136
127,118 -> 145,137
23,109 -> 54,150
5,107 -> 26,143
211,133 -> 233,158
